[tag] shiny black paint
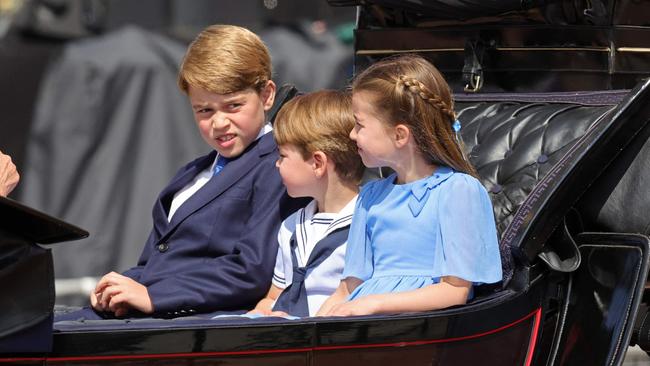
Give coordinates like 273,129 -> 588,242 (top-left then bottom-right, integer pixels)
554,233 -> 650,365
44,282 -> 543,365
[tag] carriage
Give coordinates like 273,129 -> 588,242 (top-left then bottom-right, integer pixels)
2,0 -> 650,365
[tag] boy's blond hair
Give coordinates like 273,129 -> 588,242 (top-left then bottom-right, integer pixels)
178,25 -> 272,95
274,90 -> 364,185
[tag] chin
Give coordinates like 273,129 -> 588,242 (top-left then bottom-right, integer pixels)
361,158 -> 380,169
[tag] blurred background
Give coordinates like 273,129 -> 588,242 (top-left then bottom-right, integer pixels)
0,0 -> 355,304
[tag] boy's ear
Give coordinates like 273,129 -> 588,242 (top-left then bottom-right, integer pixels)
393,123 -> 411,148
312,151 -> 328,178
261,80 -> 276,111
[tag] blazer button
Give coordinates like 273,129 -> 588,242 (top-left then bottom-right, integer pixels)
157,242 -> 169,253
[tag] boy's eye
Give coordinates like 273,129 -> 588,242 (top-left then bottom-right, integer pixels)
228,103 -> 243,110
195,108 -> 212,114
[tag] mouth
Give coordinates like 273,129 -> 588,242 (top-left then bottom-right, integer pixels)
216,134 -> 236,142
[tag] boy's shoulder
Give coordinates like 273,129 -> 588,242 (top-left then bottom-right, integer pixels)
280,199 -> 315,230
236,130 -> 278,162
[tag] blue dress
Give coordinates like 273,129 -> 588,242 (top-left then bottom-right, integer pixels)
342,166 -> 502,301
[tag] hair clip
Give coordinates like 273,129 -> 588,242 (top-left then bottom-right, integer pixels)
452,119 -> 461,133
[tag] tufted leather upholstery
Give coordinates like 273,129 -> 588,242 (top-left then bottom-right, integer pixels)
455,95 -> 620,284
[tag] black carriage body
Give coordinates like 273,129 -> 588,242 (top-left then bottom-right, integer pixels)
3,1 -> 650,365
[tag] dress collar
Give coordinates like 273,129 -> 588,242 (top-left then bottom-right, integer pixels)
389,166 -> 454,217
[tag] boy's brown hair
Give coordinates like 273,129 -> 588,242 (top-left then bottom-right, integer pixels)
178,24 -> 272,95
274,90 -> 365,185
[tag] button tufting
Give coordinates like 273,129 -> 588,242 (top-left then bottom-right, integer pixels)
157,242 -> 169,253
490,184 -> 502,194
537,154 -> 549,164
503,149 -> 511,158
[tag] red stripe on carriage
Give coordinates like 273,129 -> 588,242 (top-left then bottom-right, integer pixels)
525,308 -> 542,366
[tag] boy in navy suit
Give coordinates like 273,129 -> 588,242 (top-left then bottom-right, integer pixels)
248,90 -> 364,317
84,25 -> 304,318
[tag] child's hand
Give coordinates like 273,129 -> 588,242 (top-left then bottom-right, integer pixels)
327,295 -> 382,316
89,289 -> 102,311
247,308 -> 273,316
246,309 -> 290,318
94,272 -> 154,316
316,278 -> 360,316
0,151 -> 19,197
267,310 -> 290,317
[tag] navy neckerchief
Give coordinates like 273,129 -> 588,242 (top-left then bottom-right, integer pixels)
272,226 -> 350,317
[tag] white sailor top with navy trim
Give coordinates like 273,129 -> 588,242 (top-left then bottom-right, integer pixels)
272,196 -> 357,316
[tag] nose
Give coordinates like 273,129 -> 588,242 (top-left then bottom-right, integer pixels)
211,113 -> 230,130
349,127 -> 357,141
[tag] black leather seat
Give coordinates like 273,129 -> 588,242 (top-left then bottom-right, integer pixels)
455,92 -> 625,285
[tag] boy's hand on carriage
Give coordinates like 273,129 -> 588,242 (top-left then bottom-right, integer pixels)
93,271 -> 154,316
246,308 -> 290,317
247,308 -> 273,316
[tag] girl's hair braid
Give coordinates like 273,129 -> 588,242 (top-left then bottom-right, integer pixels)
397,75 -> 457,122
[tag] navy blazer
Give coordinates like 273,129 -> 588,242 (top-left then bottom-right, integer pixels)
122,133 -> 304,316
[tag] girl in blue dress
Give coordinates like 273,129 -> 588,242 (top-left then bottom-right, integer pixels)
317,54 -> 502,316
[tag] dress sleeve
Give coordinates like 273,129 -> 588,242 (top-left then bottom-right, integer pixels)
433,175 -> 502,284
341,182 -> 375,281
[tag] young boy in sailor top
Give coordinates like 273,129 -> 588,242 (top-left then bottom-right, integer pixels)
249,90 -> 364,317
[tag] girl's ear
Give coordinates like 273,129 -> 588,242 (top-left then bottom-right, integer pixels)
393,123 -> 411,148
312,151 -> 328,178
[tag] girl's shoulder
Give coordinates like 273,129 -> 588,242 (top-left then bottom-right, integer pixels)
359,173 -> 396,198
437,167 -> 485,189
439,170 -> 491,205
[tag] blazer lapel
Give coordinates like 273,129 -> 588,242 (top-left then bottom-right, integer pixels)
152,151 -> 216,237
161,133 -> 277,240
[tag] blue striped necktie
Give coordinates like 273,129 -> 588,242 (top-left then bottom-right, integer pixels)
212,155 -> 230,176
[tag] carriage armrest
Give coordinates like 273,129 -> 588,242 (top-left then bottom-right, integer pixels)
0,196 -> 88,244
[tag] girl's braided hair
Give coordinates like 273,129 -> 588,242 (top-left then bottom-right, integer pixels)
397,75 -> 457,121
352,54 -> 477,177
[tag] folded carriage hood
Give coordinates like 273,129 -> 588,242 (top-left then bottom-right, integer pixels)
328,0 -> 648,25
336,0 -> 650,93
